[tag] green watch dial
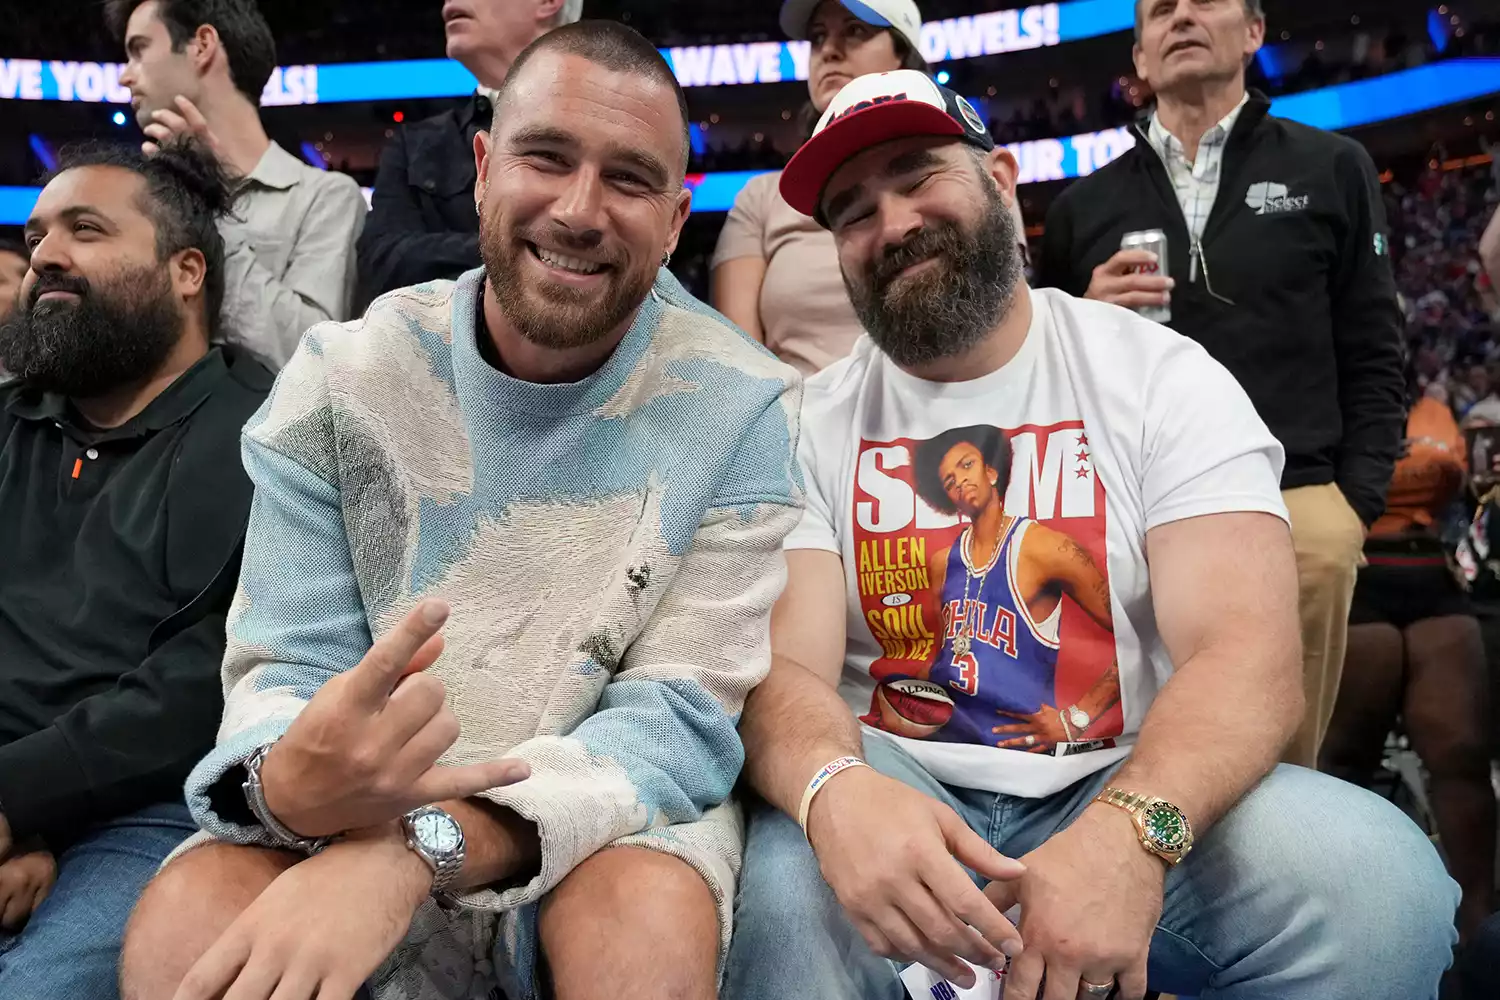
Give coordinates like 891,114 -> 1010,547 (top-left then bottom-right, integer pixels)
1142,801 -> 1190,851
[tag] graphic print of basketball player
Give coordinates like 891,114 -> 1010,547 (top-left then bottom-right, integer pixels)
913,425 -> 1121,752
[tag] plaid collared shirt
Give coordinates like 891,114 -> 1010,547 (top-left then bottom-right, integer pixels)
1146,93 -> 1249,243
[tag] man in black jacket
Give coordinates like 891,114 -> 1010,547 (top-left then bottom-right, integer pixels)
356,0 -> 583,305
1038,0 -> 1404,768
0,140 -> 270,996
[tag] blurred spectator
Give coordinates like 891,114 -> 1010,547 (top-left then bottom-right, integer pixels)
1482,202 -> 1500,291
0,140 -> 269,998
1465,361 -> 1500,426
356,0 -> 584,304
1320,390 -> 1496,943
1038,0 -> 1406,769
1389,163 -> 1500,400
1455,361 -> 1493,418
108,0 -> 366,368
711,0 -> 929,376
0,239 -> 26,325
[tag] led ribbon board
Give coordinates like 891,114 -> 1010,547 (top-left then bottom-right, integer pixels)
0,1 -> 1137,103
1,59 -> 1497,223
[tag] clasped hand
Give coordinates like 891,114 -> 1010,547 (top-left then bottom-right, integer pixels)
808,771 -> 1164,1000
985,805 -> 1165,1000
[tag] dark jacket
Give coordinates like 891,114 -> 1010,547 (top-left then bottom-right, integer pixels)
1037,93 -> 1405,526
356,93 -> 492,306
0,347 -> 272,843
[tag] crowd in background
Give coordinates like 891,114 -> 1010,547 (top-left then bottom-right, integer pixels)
1396,162 -> 1500,413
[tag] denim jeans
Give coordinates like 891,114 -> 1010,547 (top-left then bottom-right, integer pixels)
0,803 -> 197,1000
723,734 -> 1460,1000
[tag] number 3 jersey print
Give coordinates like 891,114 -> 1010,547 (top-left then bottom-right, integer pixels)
787,288 -> 1290,797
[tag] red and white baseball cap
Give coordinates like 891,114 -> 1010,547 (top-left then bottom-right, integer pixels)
780,69 -> 996,220
779,0 -> 925,55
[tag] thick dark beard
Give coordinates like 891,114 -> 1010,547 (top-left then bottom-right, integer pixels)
845,183 -> 1022,369
480,220 -> 654,353
0,263 -> 183,399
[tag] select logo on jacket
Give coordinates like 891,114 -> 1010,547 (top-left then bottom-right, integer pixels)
1245,180 -> 1310,215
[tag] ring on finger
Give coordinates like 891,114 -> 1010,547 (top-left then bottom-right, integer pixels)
1024,734 -> 1036,746
1079,976 -> 1115,996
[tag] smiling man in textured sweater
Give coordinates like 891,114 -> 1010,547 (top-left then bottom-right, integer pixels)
121,21 -> 803,1000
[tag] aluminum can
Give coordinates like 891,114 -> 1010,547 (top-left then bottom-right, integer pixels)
1120,229 -> 1171,323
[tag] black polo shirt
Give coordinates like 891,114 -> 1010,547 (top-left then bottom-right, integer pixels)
0,346 -> 272,843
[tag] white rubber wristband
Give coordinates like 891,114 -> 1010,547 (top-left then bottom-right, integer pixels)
798,756 -> 869,833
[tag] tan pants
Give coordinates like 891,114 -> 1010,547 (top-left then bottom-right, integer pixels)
1281,483 -> 1367,767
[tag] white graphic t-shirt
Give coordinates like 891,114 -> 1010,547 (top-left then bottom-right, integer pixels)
786,287 -> 1289,798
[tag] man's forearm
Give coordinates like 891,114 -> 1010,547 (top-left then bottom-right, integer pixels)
444,797 -> 541,892
343,797 -> 541,900
1108,641 -> 1301,834
741,656 -> 865,818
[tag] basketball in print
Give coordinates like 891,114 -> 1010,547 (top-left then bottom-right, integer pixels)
874,678 -> 956,739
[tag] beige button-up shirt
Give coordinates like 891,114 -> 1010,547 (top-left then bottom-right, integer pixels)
220,142 -> 367,368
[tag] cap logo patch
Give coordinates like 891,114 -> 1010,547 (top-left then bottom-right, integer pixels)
830,92 -> 909,125
956,95 -> 986,133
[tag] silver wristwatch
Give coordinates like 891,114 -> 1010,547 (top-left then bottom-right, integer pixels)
402,805 -> 466,900
1066,705 -> 1091,732
242,743 -> 331,855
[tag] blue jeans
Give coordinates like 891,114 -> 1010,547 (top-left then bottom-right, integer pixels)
0,803 -> 197,1000
723,735 -> 1459,1000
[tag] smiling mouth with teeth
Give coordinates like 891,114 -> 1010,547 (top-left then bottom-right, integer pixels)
528,243 -> 608,276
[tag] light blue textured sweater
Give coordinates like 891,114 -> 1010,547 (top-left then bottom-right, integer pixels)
184,267 -> 803,997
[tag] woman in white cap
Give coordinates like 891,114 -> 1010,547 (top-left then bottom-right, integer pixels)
710,0 -> 929,376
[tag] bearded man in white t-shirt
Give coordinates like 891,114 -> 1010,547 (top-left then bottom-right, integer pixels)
720,70 -> 1458,1000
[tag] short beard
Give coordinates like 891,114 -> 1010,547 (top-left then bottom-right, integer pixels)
480,219 -> 654,353
0,262 -> 183,399
844,181 -> 1022,369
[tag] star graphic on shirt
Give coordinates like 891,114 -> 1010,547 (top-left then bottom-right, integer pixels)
1076,449 -> 1090,463
1077,433 -> 1089,447
1076,467 -> 1091,480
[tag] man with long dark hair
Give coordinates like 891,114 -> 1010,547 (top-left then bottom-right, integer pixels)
0,139 -> 269,998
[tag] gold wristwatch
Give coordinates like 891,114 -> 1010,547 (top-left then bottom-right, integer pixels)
1093,787 -> 1194,866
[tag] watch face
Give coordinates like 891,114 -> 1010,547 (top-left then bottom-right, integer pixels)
1068,707 -> 1089,728
414,811 -> 461,854
1141,801 -> 1190,853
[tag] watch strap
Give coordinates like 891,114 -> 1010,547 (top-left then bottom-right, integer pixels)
1093,786 -> 1191,866
1095,786 -> 1152,814
430,849 -> 465,897
243,744 -> 332,855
